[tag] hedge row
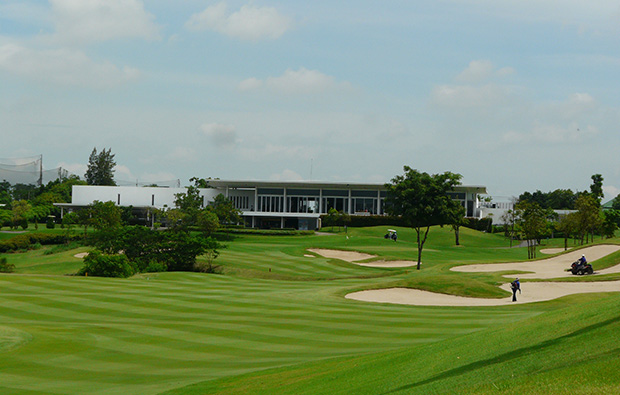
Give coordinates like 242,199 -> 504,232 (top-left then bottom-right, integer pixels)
0,232 -> 81,253
320,215 -> 408,228
216,228 -> 315,236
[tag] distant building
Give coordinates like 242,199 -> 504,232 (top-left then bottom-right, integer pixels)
54,180 -> 487,230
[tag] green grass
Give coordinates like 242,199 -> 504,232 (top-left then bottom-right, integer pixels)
0,226 -> 619,394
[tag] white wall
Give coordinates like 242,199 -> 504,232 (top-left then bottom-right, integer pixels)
71,186 -> 219,209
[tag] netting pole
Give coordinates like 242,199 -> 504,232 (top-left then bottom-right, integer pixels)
38,155 -> 43,187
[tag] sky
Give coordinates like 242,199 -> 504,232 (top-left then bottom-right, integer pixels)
1,0 -> 620,202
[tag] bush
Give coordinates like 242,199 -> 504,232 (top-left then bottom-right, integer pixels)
144,261 -> 167,273
321,215 -> 408,228
46,217 -> 55,229
0,232 -> 82,253
77,250 -> 137,278
0,257 -> 15,273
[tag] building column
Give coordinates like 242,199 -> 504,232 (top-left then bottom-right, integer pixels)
319,188 -> 323,213
376,190 -> 381,215
283,187 -> 288,213
348,189 -> 352,214
254,189 -> 258,212
281,217 -> 285,229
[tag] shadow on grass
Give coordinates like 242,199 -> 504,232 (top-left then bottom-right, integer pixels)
383,314 -> 620,394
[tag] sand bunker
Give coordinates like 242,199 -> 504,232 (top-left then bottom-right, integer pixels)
308,248 -> 418,267
74,252 -> 89,259
346,244 -> 620,306
540,248 -> 566,254
347,281 -> 620,306
451,245 -> 620,279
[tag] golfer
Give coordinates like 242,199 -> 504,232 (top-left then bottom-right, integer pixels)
511,278 -> 521,302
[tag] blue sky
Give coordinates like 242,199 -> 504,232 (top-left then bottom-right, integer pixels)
1,0 -> 620,201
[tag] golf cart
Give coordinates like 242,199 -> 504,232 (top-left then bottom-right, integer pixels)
384,229 -> 398,241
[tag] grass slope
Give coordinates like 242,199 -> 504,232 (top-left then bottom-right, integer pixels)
165,292 -> 620,395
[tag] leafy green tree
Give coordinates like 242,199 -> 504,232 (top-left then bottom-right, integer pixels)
515,201 -> 548,259
501,208 -> 519,247
601,210 -> 618,239
574,194 -> 602,244
89,201 -> 122,231
0,208 -> 11,229
196,208 -> 219,236
324,208 -> 338,231
0,181 -> 11,205
85,147 -> 117,186
209,194 -> 241,225
448,204 -> 467,246
77,250 -> 137,278
385,166 -> 463,270
590,174 -> 604,203
555,213 -> 578,251
612,194 -> 620,211
11,200 -> 32,229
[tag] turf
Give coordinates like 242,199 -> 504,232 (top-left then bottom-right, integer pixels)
0,226 -> 619,394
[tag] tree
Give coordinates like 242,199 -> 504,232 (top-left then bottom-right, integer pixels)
448,204 -> 466,246
601,210 -> 618,239
85,147 -> 117,186
89,201 -> 122,231
209,194 -> 241,225
612,194 -> 620,211
590,174 -> 604,203
574,194 -> 602,244
11,200 -> 32,229
385,167 -> 463,270
515,201 -> 548,259
555,213 -> 578,251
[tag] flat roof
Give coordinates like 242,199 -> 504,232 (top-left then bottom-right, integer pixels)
204,179 -> 487,194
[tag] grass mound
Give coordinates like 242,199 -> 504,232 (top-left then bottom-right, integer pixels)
165,293 -> 620,394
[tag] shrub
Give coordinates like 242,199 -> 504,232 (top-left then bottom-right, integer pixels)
77,250 -> 137,278
0,257 -> 15,273
46,217 -> 55,229
144,261 -> 167,273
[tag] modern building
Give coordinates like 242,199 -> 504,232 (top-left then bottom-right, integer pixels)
55,180 -> 487,230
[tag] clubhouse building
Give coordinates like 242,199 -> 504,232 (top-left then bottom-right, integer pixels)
55,180 -> 487,230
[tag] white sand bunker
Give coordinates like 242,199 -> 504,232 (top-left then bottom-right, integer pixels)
540,248 -> 567,254
308,248 -> 418,268
74,252 -> 89,259
346,244 -> 620,306
451,245 -> 620,279
347,281 -> 620,306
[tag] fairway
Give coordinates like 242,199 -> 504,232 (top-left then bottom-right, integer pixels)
1,226 -> 619,394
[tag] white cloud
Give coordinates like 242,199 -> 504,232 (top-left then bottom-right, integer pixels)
603,185 -> 620,201
455,60 -> 515,84
455,60 -> 495,83
237,77 -> 263,91
114,164 -> 134,181
49,0 -> 159,44
239,68 -> 351,94
185,2 -> 292,41
0,43 -> 140,88
201,123 -> 238,147
503,122 -> 598,144
431,83 -> 511,109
